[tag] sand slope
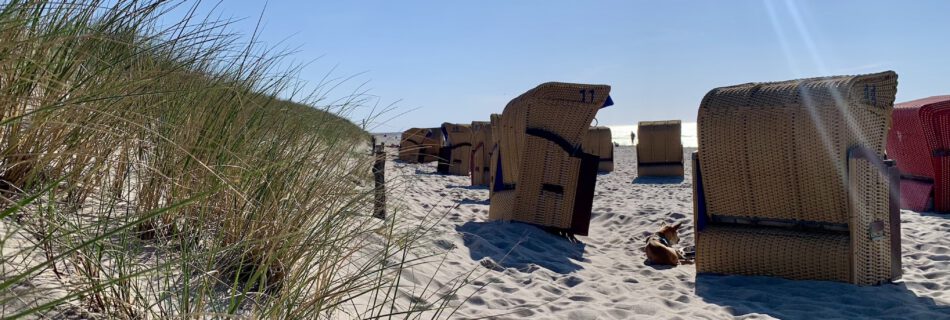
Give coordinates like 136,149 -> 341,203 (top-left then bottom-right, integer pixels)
383,143 -> 949,320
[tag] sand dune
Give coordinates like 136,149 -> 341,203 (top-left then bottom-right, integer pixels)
383,143 -> 949,319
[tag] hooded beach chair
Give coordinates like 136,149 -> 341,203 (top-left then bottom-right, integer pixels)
636,120 -> 684,177
437,123 -> 473,176
422,128 -> 444,163
886,95 -> 950,212
582,126 -> 614,172
470,121 -> 493,186
488,82 -> 613,235
692,71 -> 901,285
398,128 -> 424,162
399,128 -> 442,163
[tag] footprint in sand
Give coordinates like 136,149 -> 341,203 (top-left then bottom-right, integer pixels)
479,258 -> 505,272
568,295 -> 595,302
559,275 -> 584,288
433,239 -> 456,250
498,286 -> 519,293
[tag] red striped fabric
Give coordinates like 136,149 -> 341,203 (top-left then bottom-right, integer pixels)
889,101 -> 935,178
887,95 -> 950,212
899,179 -> 933,212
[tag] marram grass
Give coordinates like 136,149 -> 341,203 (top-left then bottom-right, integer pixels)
0,0 -> 457,318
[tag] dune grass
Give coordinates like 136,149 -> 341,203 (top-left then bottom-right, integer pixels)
0,0 -> 451,318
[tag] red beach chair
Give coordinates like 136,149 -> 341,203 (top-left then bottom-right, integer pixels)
886,95 -> 950,212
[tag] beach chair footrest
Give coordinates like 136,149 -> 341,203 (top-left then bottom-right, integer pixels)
697,224 -> 851,282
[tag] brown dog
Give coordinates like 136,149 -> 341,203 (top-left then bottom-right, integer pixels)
644,222 -> 687,266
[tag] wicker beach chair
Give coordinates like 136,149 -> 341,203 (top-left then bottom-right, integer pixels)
582,126 -> 614,172
886,95 -> 950,213
399,128 -> 442,163
437,123 -> 473,176
398,128 -> 424,163
692,71 -> 902,285
637,120 -> 684,177
470,121 -> 493,186
422,128 -> 444,163
488,82 -> 613,235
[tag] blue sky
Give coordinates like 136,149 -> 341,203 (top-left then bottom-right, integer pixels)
170,1 -> 950,132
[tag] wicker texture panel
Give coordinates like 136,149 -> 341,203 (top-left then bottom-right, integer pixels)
441,123 -> 473,176
498,106 -> 526,189
513,84 -> 607,230
888,97 -> 946,178
488,82 -> 609,232
696,225 -> 851,282
695,72 -> 901,285
422,128 -> 444,163
488,189 -> 516,221
935,157 -> 950,212
398,128 -> 425,162
637,120 -> 684,177
887,96 -> 950,212
398,128 -> 442,163
489,107 -> 524,221
921,100 -> 950,212
638,164 -> 685,177
637,120 -> 683,164
488,114 -> 502,196
470,121 -> 493,186
697,72 -> 898,224
582,126 -> 614,172
848,154 -> 895,285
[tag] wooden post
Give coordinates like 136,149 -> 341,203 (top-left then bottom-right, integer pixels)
373,142 -> 386,219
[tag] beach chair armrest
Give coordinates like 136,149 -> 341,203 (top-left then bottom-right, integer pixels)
846,146 -> 902,284
692,152 -> 709,234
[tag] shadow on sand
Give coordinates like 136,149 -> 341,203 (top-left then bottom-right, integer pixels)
633,176 -> 685,184
456,221 -> 586,274
413,168 -> 441,175
917,210 -> 949,219
695,274 -> 949,319
446,184 -> 487,190
457,198 -> 489,205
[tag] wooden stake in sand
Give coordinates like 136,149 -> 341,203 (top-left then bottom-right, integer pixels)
373,142 -> 387,219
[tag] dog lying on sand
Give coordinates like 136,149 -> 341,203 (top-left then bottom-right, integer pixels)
644,222 -> 691,266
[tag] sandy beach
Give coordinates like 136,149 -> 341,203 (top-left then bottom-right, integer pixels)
377,135 -> 949,319
5,1 -> 950,319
